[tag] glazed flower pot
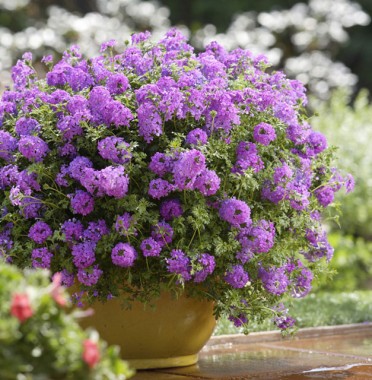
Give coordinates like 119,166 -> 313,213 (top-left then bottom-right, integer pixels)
78,291 -> 216,369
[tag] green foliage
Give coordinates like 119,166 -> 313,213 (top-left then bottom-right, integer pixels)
315,232 -> 372,292
0,262 -> 134,379
311,90 -> 372,240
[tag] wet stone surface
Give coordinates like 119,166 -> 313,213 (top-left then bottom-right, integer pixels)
133,323 -> 372,379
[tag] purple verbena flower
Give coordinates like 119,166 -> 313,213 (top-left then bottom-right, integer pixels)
71,241 -> 96,269
185,128 -> 208,145
31,247 -> 53,269
28,221 -> 52,244
77,265 -> 103,286
0,165 -> 18,190
173,149 -> 206,190
253,122 -> 276,146
111,242 -> 137,267
194,253 -> 215,283
232,142 -> 264,174
259,266 -> 289,295
131,31 -> 151,44
61,219 -> 84,242
98,136 -> 131,164
315,186 -> 335,207
239,220 -> 275,254
68,156 -> 93,181
140,237 -> 162,257
18,136 -> 49,162
137,102 -> 162,143
166,249 -> 192,281
273,304 -> 296,330
344,173 -> 355,194
273,162 -> 293,185
56,115 -> 84,142
225,265 -> 249,288
60,269 -> 74,287
100,39 -> 116,52
15,117 -> 40,136
58,143 -> 77,158
100,166 -> 129,199
292,264 -> 313,298
148,178 -> 174,199
69,190 -> 94,216
219,198 -> 251,229
193,169 -> 220,196
83,220 -> 109,242
106,73 -> 129,95
160,199 -> 183,221
228,313 -> 248,327
304,229 -> 334,262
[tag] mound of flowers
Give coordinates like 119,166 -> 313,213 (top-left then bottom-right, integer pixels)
0,29 -> 352,330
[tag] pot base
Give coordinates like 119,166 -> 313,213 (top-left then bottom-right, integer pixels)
128,353 -> 198,370
77,291 -> 216,369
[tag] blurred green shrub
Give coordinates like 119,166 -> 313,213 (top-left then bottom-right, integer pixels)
0,261 -> 134,380
315,232 -> 372,291
312,90 -> 372,241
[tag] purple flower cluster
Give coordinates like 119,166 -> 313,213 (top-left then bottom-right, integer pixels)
173,149 -> 206,190
186,129 -> 208,146
304,228 -> 334,262
148,178 -> 174,199
228,313 -> 248,328
194,253 -> 216,283
140,238 -> 162,257
262,159 -> 322,211
98,136 -> 131,164
253,122 -> 276,146
315,186 -> 335,207
219,198 -> 251,229
148,149 -> 220,198
61,219 -> 84,242
65,155 -> 130,201
28,221 -> 52,244
69,190 -> 94,216
31,247 -> 53,269
232,142 -> 264,174
72,241 -> 96,269
166,249 -> 192,281
148,153 -> 173,177
160,199 -> 183,221
0,223 -> 13,258
273,303 -> 296,330
238,220 -> 275,257
111,243 -> 137,267
77,265 -> 103,286
259,265 -> 290,296
225,265 -> 250,288
15,117 -> 40,136
18,136 -> 49,162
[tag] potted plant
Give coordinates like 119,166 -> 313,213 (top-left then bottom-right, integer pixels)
0,28 -> 353,368
0,261 -> 134,379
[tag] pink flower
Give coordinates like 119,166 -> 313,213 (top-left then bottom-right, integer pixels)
10,293 -> 33,323
82,339 -> 100,368
50,272 -> 68,307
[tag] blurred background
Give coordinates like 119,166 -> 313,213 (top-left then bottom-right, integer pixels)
1,0 -> 372,328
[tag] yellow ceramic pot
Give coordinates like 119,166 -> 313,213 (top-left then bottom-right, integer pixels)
78,291 -> 216,369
